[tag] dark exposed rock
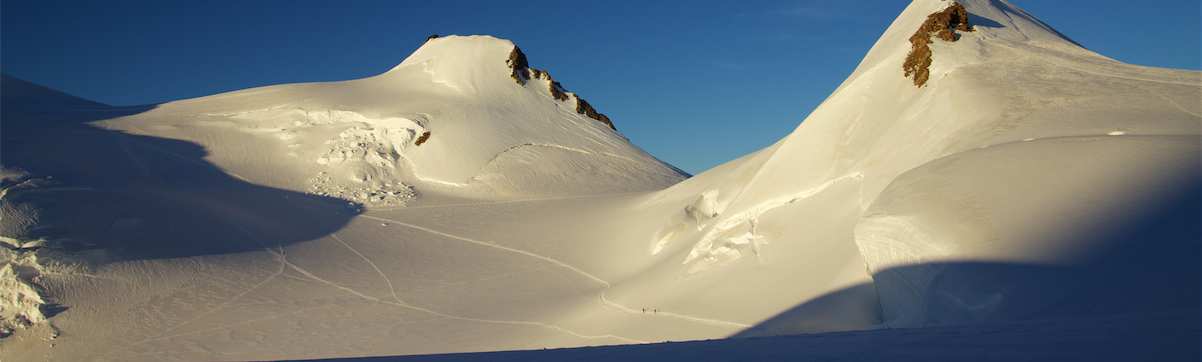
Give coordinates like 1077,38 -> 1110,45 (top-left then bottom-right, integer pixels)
903,2 -> 974,87
523,68 -> 569,101
548,80 -> 569,102
576,98 -> 615,130
503,45 -> 615,130
426,34 -> 440,42
507,46 -> 531,84
414,131 -> 431,146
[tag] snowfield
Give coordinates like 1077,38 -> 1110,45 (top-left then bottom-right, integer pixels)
1,0 -> 1198,360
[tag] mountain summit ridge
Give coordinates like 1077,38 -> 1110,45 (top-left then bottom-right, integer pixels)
90,34 -> 685,204
387,34 -> 614,131
0,1 -> 1198,359
642,0 -> 1199,331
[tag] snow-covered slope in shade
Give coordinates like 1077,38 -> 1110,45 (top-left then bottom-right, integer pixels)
101,35 -> 684,206
1,0 -> 1199,360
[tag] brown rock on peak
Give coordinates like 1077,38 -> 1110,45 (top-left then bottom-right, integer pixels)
548,80 -> 570,102
414,131 -> 432,146
503,44 -> 617,130
507,46 -> 531,84
576,98 -> 616,131
903,2 -> 974,87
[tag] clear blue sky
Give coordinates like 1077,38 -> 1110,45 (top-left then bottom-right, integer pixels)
3,1 -> 1199,174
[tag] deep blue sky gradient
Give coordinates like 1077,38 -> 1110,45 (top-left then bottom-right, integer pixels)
3,1 -> 1199,173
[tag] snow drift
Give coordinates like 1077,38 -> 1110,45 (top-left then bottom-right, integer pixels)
1,0 -> 1198,360
638,0 -> 1200,328
101,35 -> 685,206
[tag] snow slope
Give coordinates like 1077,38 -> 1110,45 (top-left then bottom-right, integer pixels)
310,311 -> 1202,362
598,0 -> 1199,336
2,0 -> 1199,360
101,35 -> 685,206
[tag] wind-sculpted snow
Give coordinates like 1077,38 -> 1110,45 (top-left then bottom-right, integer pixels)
0,170 -> 93,340
100,34 -> 683,205
210,107 -> 426,206
0,257 -> 48,338
638,0 -> 1199,333
0,174 -> 52,337
680,173 -> 864,273
2,0 -> 1200,360
855,135 -> 1200,326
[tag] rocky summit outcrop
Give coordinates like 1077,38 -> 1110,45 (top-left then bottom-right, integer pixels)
575,98 -> 614,130
414,131 -> 431,146
505,46 -> 617,130
903,2 -> 974,87
506,46 -> 531,84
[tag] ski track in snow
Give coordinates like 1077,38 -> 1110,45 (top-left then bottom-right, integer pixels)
358,215 -> 608,285
478,143 -> 646,170
113,127 -> 723,337
109,228 -> 642,359
121,246 -> 288,347
357,214 -> 751,329
396,142 -> 664,189
108,115 -> 745,348
272,241 -> 646,344
366,191 -> 642,212
98,134 -> 645,358
1149,88 -> 1202,119
14,6 -> 1201,360
330,233 -> 407,305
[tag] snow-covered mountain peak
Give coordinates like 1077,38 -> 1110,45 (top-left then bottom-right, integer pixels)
652,0 -> 1200,283
78,34 -> 683,205
2,2 -> 1199,359
394,35 -> 513,69
388,34 -> 617,130
853,0 -> 1090,86
388,35 -> 519,92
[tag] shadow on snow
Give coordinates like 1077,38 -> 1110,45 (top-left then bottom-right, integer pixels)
2,74 -> 361,261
